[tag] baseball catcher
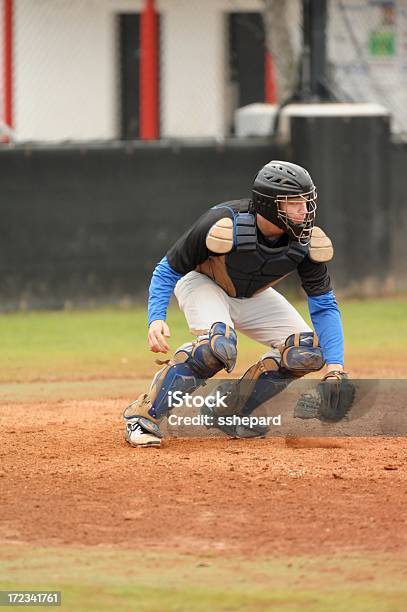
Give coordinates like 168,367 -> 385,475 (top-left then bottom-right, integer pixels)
123,160 -> 353,447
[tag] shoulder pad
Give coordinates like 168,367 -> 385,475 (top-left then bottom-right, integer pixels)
308,226 -> 334,263
206,217 -> 234,254
235,212 -> 257,251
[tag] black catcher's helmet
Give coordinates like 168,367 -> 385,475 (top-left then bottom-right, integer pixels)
251,160 -> 317,244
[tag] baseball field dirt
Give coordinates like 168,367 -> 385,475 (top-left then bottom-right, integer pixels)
1,300 -> 407,610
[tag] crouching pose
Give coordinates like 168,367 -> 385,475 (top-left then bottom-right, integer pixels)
124,160 -> 347,447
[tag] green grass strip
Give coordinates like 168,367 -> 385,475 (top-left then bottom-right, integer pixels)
0,546 -> 406,611
0,299 -> 406,383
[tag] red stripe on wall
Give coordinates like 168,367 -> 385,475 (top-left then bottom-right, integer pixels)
265,50 -> 277,104
3,0 -> 13,131
140,0 -> 159,139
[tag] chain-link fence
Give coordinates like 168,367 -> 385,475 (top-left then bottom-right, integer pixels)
326,0 -> 407,136
0,0 -> 406,143
1,0 -> 286,143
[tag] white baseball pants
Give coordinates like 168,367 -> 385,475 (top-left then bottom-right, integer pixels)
174,271 -> 312,350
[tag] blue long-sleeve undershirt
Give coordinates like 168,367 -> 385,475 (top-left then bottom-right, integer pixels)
148,257 -> 183,327
308,290 -> 344,366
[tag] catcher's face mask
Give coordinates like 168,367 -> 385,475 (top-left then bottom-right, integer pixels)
276,187 -> 317,245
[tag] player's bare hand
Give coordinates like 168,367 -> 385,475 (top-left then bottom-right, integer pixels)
324,364 -> 346,381
148,320 -> 171,353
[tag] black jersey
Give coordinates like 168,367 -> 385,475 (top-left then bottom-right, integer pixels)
166,199 -> 332,298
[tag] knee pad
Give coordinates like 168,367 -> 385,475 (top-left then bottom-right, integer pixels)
187,322 -> 237,376
279,332 -> 324,376
209,333 -> 323,418
127,322 -> 237,421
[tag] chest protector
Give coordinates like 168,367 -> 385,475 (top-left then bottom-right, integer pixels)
199,202 -> 309,298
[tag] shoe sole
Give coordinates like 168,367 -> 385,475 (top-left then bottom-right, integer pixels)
125,436 -> 162,448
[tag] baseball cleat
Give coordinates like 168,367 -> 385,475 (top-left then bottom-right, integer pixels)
234,423 -> 270,438
125,420 -> 162,447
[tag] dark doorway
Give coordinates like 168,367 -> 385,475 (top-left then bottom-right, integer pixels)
118,13 -> 161,140
228,12 -> 266,109
119,14 -> 140,139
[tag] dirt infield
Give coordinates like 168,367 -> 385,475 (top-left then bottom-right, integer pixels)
1,397 -> 407,558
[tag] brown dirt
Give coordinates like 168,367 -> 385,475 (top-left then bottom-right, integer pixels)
1,398 -> 407,558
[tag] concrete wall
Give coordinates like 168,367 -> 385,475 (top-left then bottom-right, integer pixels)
0,139 -> 281,310
390,140 -> 407,292
1,137 -> 406,310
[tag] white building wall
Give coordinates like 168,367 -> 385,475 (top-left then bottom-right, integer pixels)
14,0 -> 144,141
4,0 -> 407,142
159,0 -> 263,138
11,0 -> 262,141
160,1 -> 225,138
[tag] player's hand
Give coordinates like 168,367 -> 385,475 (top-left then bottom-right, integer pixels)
148,320 -> 171,353
323,364 -> 346,381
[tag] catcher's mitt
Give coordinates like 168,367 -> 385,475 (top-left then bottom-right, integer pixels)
294,371 -> 356,422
